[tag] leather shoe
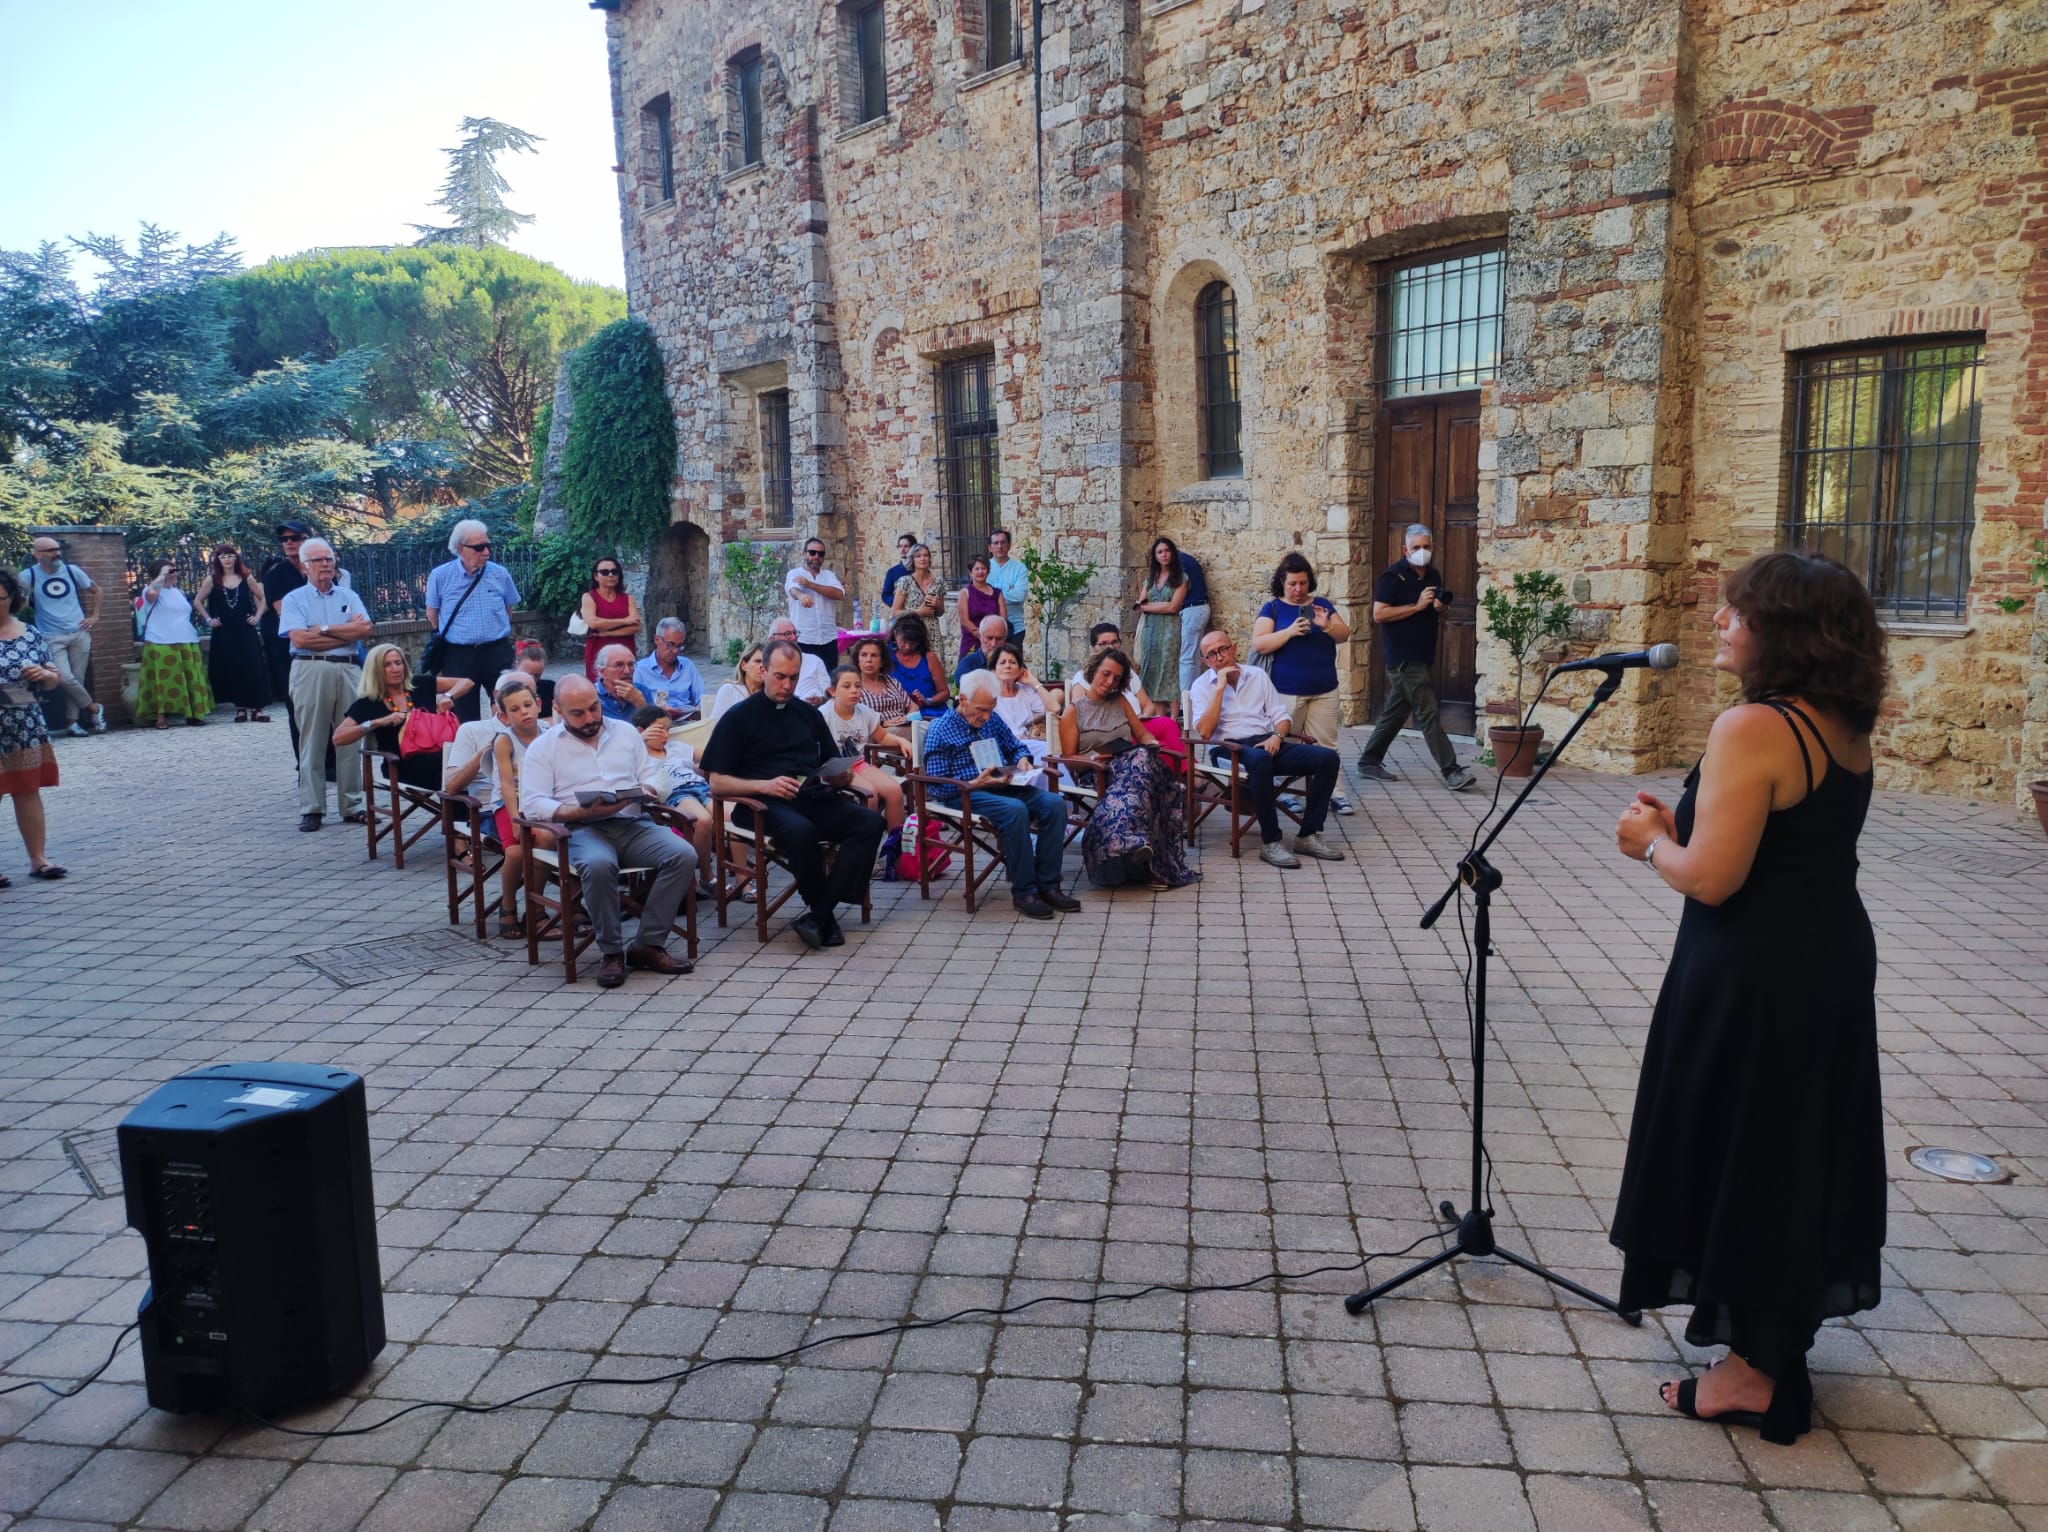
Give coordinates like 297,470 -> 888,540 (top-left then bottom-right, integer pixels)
1042,884 -> 1081,913
298,813 -> 323,833
792,914 -> 825,949
595,953 -> 627,988
626,946 -> 693,975
820,919 -> 846,947
1013,892 -> 1056,920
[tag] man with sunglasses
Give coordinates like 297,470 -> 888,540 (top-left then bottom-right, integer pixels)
784,538 -> 845,673
426,518 -> 521,723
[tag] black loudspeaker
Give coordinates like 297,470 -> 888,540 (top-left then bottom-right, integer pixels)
119,1063 -> 385,1415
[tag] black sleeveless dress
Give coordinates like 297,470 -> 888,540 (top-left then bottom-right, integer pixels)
1611,702 -> 1885,1374
205,581 -> 273,710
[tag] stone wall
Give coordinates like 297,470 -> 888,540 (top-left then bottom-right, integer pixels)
602,0 -> 2048,808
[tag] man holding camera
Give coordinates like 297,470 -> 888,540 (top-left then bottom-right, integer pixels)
1356,523 -> 1476,791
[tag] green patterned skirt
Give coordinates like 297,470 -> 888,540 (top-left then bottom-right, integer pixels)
138,642 -> 215,720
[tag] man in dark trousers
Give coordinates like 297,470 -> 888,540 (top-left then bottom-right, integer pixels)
1356,522 -> 1476,790
701,639 -> 885,950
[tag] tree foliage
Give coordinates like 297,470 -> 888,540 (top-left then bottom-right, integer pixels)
722,541 -> 788,644
559,319 -> 674,555
1480,569 -> 1574,715
412,117 -> 543,249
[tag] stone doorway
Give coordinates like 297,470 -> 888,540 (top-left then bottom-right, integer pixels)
1372,392 -> 1480,736
644,521 -> 710,643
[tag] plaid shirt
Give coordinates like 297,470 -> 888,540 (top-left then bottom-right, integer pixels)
920,707 -> 1030,806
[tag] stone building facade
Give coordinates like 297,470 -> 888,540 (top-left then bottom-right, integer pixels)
596,0 -> 2048,808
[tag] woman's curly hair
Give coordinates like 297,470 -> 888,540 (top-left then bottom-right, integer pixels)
1723,551 -> 1887,733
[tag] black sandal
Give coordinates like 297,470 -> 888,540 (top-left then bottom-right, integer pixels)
1667,1357 -> 1812,1446
29,864 -> 66,880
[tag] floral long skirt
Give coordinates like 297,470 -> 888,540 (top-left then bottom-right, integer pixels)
1081,746 -> 1198,889
138,643 -> 215,719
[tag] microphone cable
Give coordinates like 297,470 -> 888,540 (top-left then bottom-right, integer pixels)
0,1320 -> 140,1399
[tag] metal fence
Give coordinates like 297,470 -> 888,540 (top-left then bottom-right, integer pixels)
123,539 -> 539,621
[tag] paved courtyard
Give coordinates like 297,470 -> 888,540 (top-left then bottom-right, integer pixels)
2,716 -> 2046,1532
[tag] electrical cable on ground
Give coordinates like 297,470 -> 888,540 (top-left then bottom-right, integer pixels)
0,1320 -> 140,1398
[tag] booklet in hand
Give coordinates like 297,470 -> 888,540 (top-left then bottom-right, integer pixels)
969,738 -> 1007,774
574,786 -> 652,807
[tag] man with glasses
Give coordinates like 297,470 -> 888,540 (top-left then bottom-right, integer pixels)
425,518 -> 521,723
881,532 -> 919,611
986,528 -> 1027,651
633,617 -> 703,719
1189,629 -> 1344,870
785,539 -> 845,673
18,536 -> 104,735
276,538 -> 375,831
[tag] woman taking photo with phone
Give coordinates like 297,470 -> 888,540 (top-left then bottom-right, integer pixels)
135,563 -> 215,729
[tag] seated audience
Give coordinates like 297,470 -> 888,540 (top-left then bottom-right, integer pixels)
768,616 -> 832,703
889,615 -> 950,719
634,617 -> 704,717
822,665 -> 910,835
1189,629 -> 1345,870
849,634 -> 912,727
712,644 -> 765,720
1083,620 -> 1188,763
951,614 -> 1010,686
921,670 -> 1080,921
595,643 -> 646,721
991,642 -> 1060,743
520,676 -> 695,987
445,672 -> 546,937
332,643 -> 474,792
1057,647 -> 1197,891
632,704 -> 715,892
701,640 -> 886,950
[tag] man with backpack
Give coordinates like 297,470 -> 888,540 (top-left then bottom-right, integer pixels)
18,537 -> 105,736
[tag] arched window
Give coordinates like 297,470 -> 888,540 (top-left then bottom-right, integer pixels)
1195,281 -> 1242,478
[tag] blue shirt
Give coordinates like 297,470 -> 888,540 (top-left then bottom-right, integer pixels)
1180,552 -> 1209,607
598,682 -> 639,722
276,581 -> 374,654
1258,596 -> 1340,697
18,562 -> 93,634
986,557 -> 1028,627
890,652 -> 946,718
881,561 -> 911,609
920,708 -> 1030,806
425,559 -> 520,644
952,647 -> 1004,686
633,651 -> 703,711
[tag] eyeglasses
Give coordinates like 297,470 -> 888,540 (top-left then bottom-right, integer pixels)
304,555 -> 336,565
596,567 -> 621,576
465,540 -> 491,552
280,535 -> 304,544
804,548 -> 825,557
1201,641 -> 1236,659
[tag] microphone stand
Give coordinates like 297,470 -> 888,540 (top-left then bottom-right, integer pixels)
1345,668 -> 1643,1324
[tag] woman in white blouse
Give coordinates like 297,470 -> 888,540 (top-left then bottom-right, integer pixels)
135,564 -> 215,729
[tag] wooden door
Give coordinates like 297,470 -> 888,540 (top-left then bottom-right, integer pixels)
1372,393 -> 1479,736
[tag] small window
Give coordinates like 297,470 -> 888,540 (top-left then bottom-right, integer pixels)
850,2 -> 888,124
985,0 -> 1023,71
643,94 -> 675,205
1381,246 -> 1504,397
1786,338 -> 1983,620
761,389 -> 793,529
733,52 -> 764,168
1195,281 -> 1243,479
935,354 -> 999,578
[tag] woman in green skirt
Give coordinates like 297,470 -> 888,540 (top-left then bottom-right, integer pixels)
136,563 -> 215,728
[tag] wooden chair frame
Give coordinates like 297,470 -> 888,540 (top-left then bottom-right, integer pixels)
709,785 -> 877,943
439,790 -> 504,940
903,770 -> 1038,913
514,805 -> 700,983
1186,736 -> 1320,858
1053,741 -> 1189,857
363,745 -> 441,869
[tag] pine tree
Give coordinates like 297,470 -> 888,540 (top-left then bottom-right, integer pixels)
411,117 -> 543,249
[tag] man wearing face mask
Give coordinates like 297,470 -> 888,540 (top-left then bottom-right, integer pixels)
1356,523 -> 1476,790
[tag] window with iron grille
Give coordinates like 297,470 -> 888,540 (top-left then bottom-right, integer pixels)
934,354 -> 1000,579
760,390 -> 793,529
644,95 -> 675,205
984,0 -> 1023,71
1381,245 -> 1504,397
1786,338 -> 1982,620
1195,280 -> 1243,479
733,51 -> 764,168
850,2 -> 888,125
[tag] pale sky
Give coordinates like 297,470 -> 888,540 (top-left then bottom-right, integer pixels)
0,0 -> 626,288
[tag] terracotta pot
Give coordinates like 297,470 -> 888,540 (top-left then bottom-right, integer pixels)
2029,780 -> 2048,837
1488,724 -> 1544,778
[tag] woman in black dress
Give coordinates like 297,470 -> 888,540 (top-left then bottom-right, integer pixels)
1611,551 -> 1886,1445
195,543 -> 272,721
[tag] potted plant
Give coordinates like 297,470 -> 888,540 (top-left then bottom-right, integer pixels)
1018,543 -> 1099,680
1478,569 -> 1574,777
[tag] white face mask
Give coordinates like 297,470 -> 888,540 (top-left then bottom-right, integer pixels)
1407,547 -> 1432,568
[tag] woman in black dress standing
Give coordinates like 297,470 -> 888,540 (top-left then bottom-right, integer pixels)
194,543 -> 273,722
1611,551 -> 1886,1446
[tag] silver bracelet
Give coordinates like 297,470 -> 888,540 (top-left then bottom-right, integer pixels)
1643,835 -> 1667,870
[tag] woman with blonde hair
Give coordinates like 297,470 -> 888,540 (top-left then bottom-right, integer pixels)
711,643 -> 766,720
331,643 -> 472,792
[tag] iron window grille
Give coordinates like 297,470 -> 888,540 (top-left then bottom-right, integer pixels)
645,95 -> 675,205
760,389 -> 794,529
852,2 -> 888,124
934,354 -> 1000,580
1195,280 -> 1244,479
734,52 -> 764,168
985,0 -> 1024,71
1785,338 -> 1983,621
1380,245 -> 1504,397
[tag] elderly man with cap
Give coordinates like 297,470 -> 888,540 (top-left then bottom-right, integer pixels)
632,617 -> 704,719
18,535 -> 105,735
276,538 -> 375,831
520,674 -> 696,987
766,616 -> 833,703
951,613 -> 1011,687
424,516 -> 521,723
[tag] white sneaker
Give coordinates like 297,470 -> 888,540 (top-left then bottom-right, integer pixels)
1330,793 -> 1353,816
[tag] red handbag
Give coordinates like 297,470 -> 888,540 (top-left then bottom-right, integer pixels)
399,706 -> 460,757
896,813 -> 952,881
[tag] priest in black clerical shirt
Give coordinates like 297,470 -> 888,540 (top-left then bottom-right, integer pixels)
700,638 -> 886,950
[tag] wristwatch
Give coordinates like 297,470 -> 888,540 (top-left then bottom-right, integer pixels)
319,624 -> 330,637
1644,835 -> 1667,870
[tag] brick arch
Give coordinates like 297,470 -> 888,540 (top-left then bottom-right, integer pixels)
1696,98 -> 1871,181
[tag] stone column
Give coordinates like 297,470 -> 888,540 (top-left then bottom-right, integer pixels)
30,527 -> 135,727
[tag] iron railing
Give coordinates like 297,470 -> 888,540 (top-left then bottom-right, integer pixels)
123,539 -> 539,622
1380,245 -> 1505,399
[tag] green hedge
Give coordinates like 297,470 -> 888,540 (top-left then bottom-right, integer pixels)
558,319 -> 674,556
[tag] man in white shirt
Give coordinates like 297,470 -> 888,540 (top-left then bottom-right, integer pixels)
1189,628 -> 1344,870
986,528 -> 1028,651
768,617 -> 833,704
784,536 -> 845,672
276,538 -> 375,831
520,676 -> 695,988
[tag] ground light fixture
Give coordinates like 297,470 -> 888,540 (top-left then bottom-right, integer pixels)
1905,1146 -> 2012,1184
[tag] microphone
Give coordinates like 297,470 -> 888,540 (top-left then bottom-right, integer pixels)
1550,643 -> 1679,676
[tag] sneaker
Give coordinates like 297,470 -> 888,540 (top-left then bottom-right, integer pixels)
89,710 -> 107,734
1295,832 -> 1346,862
1042,884 -> 1082,913
1330,793 -> 1354,816
1258,842 -> 1302,869
1013,891 -> 1056,920
1277,793 -> 1306,813
64,723 -> 89,738
1443,767 -> 1477,791
1355,757 -> 1399,781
